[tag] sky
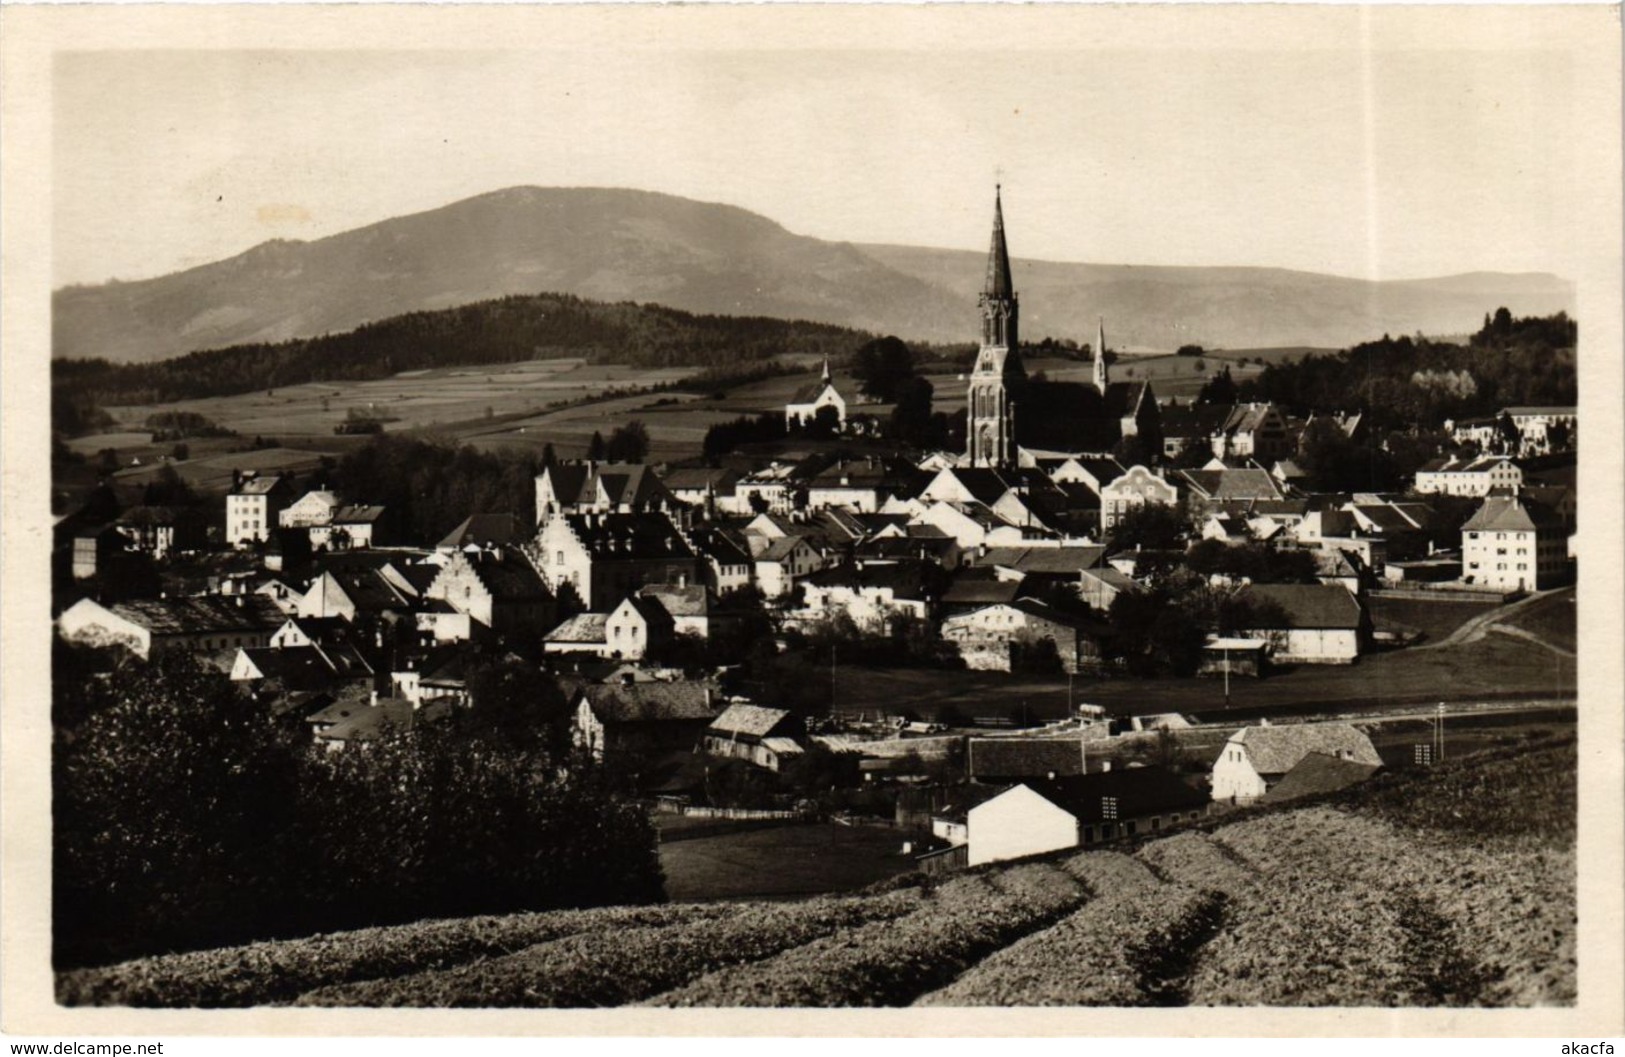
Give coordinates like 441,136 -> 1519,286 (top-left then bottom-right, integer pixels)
50,8 -> 1598,289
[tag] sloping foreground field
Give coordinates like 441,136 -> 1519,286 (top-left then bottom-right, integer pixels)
60,737 -> 1574,1008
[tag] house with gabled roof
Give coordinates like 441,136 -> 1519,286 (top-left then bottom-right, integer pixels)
533,461 -> 677,521
794,558 -> 942,630
424,547 -> 554,639
660,466 -> 745,515
436,513 -> 527,554
1212,402 -> 1293,462
1231,582 -> 1367,664
751,535 -> 824,599
543,612 -> 612,657
687,526 -> 755,595
535,510 -> 700,611
572,680 -> 721,763
1210,721 -> 1381,803
702,703 -> 806,772
1413,454 -> 1523,498
940,598 -> 1110,674
967,767 -> 1208,865
1259,752 -> 1382,804
59,594 -> 285,660
1174,465 -> 1285,516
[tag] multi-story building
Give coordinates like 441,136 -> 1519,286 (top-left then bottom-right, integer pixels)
1460,495 -> 1568,591
226,473 -> 293,546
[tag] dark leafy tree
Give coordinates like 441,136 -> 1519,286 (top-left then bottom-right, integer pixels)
888,376 -> 935,446
605,421 -> 651,463
1196,366 -> 1239,406
586,431 -> 607,461
852,336 -> 916,402
1108,501 -> 1189,552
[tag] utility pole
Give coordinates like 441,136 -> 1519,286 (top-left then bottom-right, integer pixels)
1223,645 -> 1231,708
1436,702 -> 1445,761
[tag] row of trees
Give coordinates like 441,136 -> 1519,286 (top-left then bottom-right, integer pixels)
54,647 -> 663,968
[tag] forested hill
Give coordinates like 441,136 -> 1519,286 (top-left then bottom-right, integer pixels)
1235,309 -> 1577,431
52,293 -> 876,410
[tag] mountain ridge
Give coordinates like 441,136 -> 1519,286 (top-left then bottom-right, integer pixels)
53,186 -> 1576,363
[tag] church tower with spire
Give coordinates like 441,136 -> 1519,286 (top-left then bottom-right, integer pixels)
966,187 -> 1025,469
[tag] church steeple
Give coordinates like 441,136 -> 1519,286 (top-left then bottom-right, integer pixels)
979,186 -> 1018,350
1093,316 -> 1109,392
984,186 -> 1015,301
820,357 -> 832,385
967,185 -> 1024,470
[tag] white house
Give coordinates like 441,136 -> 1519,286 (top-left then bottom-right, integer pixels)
1210,722 -> 1382,803
1413,454 -> 1523,498
1232,582 -> 1366,664
967,768 -> 1210,866
1099,465 -> 1179,531
1461,494 -> 1568,591
226,473 -> 293,546
750,535 -> 823,599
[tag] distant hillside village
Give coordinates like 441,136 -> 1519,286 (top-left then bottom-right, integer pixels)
52,189 -> 1579,896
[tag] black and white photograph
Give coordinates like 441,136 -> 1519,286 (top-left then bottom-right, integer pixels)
2,1 -> 1621,1040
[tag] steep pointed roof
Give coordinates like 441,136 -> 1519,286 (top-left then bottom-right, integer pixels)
983,186 -> 1014,299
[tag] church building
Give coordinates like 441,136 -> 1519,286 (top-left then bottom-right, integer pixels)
785,359 -> 846,430
962,189 -> 1161,466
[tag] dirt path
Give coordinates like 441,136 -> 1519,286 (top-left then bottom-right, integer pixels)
1487,623 -> 1576,658
1416,588 -> 1567,651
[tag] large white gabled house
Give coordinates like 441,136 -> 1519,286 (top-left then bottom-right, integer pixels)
1210,722 -> 1381,803
965,767 -> 1209,866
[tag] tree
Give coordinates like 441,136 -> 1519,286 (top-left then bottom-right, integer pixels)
852,336 -> 916,402
94,448 -> 120,477
462,655 -> 572,758
541,442 -> 557,467
142,464 -> 199,508
888,376 -> 935,446
1176,344 -> 1206,357
605,421 -> 651,463
587,431 -> 607,461
170,442 -> 190,462
1196,366 -> 1239,406
1108,501 -> 1188,552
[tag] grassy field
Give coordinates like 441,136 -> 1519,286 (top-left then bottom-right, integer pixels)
658,822 -> 917,903
1500,586 -> 1577,653
1369,594 -> 1498,644
61,736 -> 1574,1008
834,631 -> 1575,725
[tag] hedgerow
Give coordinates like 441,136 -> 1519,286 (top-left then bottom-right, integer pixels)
647,863 -> 1085,1006
297,888 -> 922,1007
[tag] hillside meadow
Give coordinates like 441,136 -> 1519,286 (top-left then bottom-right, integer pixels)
58,734 -> 1575,1008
